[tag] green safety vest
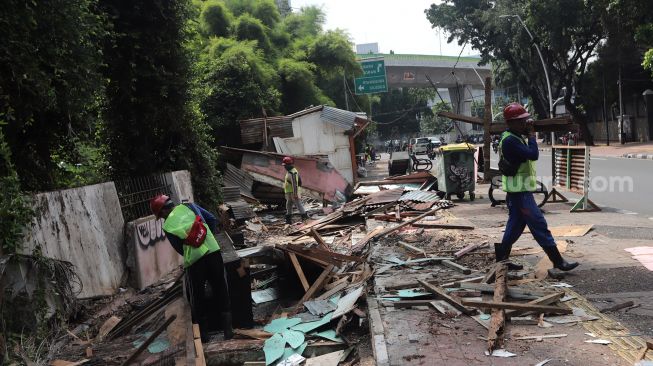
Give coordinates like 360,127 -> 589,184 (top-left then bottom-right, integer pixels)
283,167 -> 301,194
162,204 -> 220,268
499,131 -> 537,193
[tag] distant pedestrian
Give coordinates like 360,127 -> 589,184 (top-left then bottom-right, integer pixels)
282,156 -> 308,224
495,103 -> 579,271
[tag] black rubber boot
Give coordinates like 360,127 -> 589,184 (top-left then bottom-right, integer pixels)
285,214 -> 292,224
494,243 -> 524,271
221,312 -> 234,340
301,213 -> 309,220
543,245 -> 579,271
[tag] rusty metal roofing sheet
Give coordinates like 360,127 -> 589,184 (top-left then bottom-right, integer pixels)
365,188 -> 404,205
239,116 -> 293,145
404,201 -> 436,211
399,190 -> 441,202
320,106 -> 358,130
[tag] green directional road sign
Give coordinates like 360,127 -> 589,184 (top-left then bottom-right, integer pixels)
355,59 -> 387,95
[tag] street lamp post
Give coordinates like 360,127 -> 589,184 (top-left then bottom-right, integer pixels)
500,15 -> 555,143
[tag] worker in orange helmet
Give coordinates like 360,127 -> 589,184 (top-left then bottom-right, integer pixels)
282,156 -> 309,224
150,194 -> 233,342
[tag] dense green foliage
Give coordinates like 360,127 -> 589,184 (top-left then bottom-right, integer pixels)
192,1 -> 366,146
372,89 -> 435,139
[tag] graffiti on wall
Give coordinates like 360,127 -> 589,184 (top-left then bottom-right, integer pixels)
137,218 -> 166,249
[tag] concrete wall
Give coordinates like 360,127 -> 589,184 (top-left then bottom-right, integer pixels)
167,170 -> 194,204
284,112 -> 355,183
125,216 -> 182,289
19,182 -> 126,298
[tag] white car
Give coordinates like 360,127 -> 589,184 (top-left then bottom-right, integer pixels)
410,137 -> 431,154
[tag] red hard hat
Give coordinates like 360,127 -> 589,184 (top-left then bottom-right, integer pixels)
150,194 -> 171,218
282,156 -> 294,165
503,103 -> 530,121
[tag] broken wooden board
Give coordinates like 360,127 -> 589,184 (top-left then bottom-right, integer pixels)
295,265 -> 335,310
505,292 -> 564,318
487,264 -> 507,353
461,300 -> 572,314
418,280 -> 474,315
454,242 -> 486,259
430,301 -> 463,317
456,282 -> 550,300
441,259 -> 472,274
289,252 -> 310,292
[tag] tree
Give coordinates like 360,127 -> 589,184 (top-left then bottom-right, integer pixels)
200,0 -> 232,37
100,0 -> 221,206
426,0 -> 608,145
0,0 -> 108,191
421,101 -> 453,135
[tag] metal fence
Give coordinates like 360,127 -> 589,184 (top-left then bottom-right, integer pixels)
114,173 -> 172,222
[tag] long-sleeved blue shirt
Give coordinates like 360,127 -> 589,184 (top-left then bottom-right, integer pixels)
501,130 -> 539,165
164,203 -> 218,255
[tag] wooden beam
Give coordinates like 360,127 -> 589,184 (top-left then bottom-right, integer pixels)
438,111 -> 483,125
288,253 -> 310,292
441,260 -> 472,274
374,207 -> 442,240
454,242 -> 485,259
487,264 -> 507,353
295,264 -> 335,310
310,228 -> 331,251
460,300 -> 572,314
397,241 -> 427,257
505,292 -> 564,317
418,280 -> 474,315
456,282 -> 550,300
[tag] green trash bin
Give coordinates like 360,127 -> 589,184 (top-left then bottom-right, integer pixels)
433,143 -> 476,200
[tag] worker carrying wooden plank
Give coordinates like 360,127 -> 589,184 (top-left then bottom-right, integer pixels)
495,103 -> 579,272
282,156 -> 309,224
150,194 -> 233,342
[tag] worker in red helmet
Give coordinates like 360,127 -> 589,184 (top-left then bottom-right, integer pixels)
150,194 -> 233,341
282,156 -> 308,224
496,103 -> 579,272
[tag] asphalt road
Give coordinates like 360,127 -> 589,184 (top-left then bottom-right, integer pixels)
489,150 -> 653,217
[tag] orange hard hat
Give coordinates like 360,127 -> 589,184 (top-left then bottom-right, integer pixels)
150,194 -> 171,218
282,156 -> 294,165
503,103 -> 530,121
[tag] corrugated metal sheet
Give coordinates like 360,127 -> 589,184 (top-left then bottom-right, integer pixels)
399,190 -> 441,202
229,201 -> 255,220
320,106 -> 358,130
223,163 -> 256,202
365,188 -> 404,205
239,116 -> 294,145
222,186 -> 241,203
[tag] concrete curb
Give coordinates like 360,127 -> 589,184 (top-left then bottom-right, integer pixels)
622,153 -> 653,160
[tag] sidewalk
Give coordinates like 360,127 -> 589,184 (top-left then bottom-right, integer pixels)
364,154 -> 653,365
539,141 -> 653,159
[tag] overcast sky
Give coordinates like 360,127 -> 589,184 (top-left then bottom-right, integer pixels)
290,0 -> 470,56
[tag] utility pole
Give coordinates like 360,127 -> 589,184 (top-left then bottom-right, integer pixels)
602,71 -> 609,146
618,67 -> 624,144
343,73 -> 350,111
483,77 -> 492,182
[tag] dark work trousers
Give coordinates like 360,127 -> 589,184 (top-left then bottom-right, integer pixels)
186,251 -> 231,325
501,192 -> 556,249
